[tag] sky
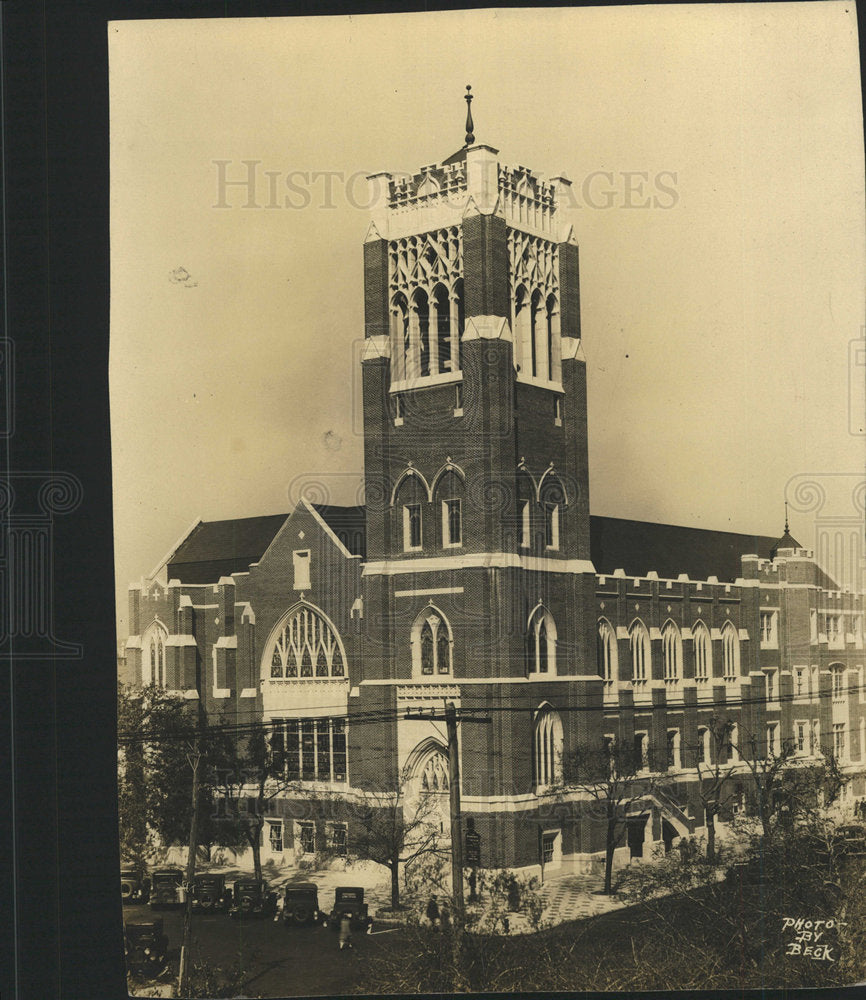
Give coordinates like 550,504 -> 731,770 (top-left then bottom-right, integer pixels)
109,3 -> 865,643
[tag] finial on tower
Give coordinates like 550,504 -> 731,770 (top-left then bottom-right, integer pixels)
784,500 -> 789,534
464,85 -> 475,146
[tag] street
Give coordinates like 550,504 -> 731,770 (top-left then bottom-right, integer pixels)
123,903 -> 401,997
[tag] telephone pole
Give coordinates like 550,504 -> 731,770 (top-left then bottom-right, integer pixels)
404,702 -> 490,919
178,743 -> 202,997
444,701 -> 465,919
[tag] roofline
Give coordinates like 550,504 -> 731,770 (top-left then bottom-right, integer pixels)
148,516 -> 203,581
302,497 -> 359,559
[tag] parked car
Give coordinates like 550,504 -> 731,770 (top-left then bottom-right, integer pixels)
229,878 -> 278,919
148,867 -> 184,908
833,824 -> 866,857
124,917 -> 169,976
120,864 -> 150,905
327,886 -> 372,932
192,872 -> 232,913
280,882 -> 321,926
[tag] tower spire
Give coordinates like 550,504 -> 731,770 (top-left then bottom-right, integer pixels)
464,85 -> 475,146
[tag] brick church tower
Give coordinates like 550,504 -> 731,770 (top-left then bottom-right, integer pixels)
354,91 -> 604,868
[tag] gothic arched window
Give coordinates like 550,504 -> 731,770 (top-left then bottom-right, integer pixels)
391,292 -> 410,382
412,607 -> 452,677
142,621 -> 168,687
527,606 -> 557,674
412,289 -> 430,378
265,604 -> 347,681
693,621 -> 711,683
530,288 -> 543,378
432,283 -> 452,374
662,621 -> 682,684
534,705 -> 563,787
420,750 -> 450,792
721,622 -> 740,681
545,294 -> 558,382
629,620 -> 650,684
597,618 -> 617,685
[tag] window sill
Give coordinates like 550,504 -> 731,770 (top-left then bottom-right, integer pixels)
390,371 -> 463,393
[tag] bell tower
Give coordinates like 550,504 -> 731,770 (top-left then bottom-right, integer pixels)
354,92 -> 601,812
360,89 -> 591,568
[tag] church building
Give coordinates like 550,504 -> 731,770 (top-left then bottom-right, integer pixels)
125,100 -> 866,876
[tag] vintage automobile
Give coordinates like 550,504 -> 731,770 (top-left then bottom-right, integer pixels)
191,872 -> 232,913
280,882 -> 321,926
833,824 -> 866,858
148,867 -> 184,908
229,877 -> 278,919
124,917 -> 169,976
120,864 -> 150,905
327,886 -> 372,932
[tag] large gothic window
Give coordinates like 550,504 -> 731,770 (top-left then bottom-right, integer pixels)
420,750 -> 450,792
527,605 -> 557,674
266,604 -> 346,680
534,705 -> 563,787
142,621 -> 167,687
412,607 -> 452,677
388,228 -> 464,386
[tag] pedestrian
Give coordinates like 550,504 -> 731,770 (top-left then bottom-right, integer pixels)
440,903 -> 451,932
339,912 -> 353,950
426,895 -> 440,930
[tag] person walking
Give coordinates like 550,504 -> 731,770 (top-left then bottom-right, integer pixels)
426,895 -> 440,930
339,912 -> 353,950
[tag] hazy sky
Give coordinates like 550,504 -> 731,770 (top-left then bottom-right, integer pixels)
109,4 -> 865,642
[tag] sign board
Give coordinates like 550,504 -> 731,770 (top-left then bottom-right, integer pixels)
465,830 -> 481,866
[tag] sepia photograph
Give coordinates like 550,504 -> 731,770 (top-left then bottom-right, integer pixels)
108,5 -> 865,996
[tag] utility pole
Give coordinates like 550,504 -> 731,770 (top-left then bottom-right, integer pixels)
178,743 -> 202,997
404,703 -> 490,919
444,701 -> 465,921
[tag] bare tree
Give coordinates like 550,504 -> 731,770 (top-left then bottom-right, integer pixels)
563,737 -> 668,895
212,721 -> 302,881
692,716 -> 736,863
732,725 -> 796,844
352,764 -> 447,910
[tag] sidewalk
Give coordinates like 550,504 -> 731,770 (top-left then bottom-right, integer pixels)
201,857 -> 631,931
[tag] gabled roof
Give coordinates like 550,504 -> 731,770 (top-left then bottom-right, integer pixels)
589,516 -> 777,583
166,504 -> 365,584
167,513 -> 289,584
163,506 -> 797,588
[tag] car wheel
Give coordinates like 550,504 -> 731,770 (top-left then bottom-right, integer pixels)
293,906 -> 311,924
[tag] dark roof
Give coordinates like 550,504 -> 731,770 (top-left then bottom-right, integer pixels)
166,504 -> 365,583
589,516 -> 777,583
167,513 -> 289,584
771,529 -> 801,558
165,505 -> 787,587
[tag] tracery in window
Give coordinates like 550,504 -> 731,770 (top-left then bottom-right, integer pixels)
534,705 -> 563,787
721,622 -> 740,681
527,605 -> 557,674
629,620 -> 650,684
412,607 -> 452,677
265,604 -> 347,680
662,620 -> 682,684
597,618 -> 617,685
693,621 -> 710,683
142,621 -> 168,687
